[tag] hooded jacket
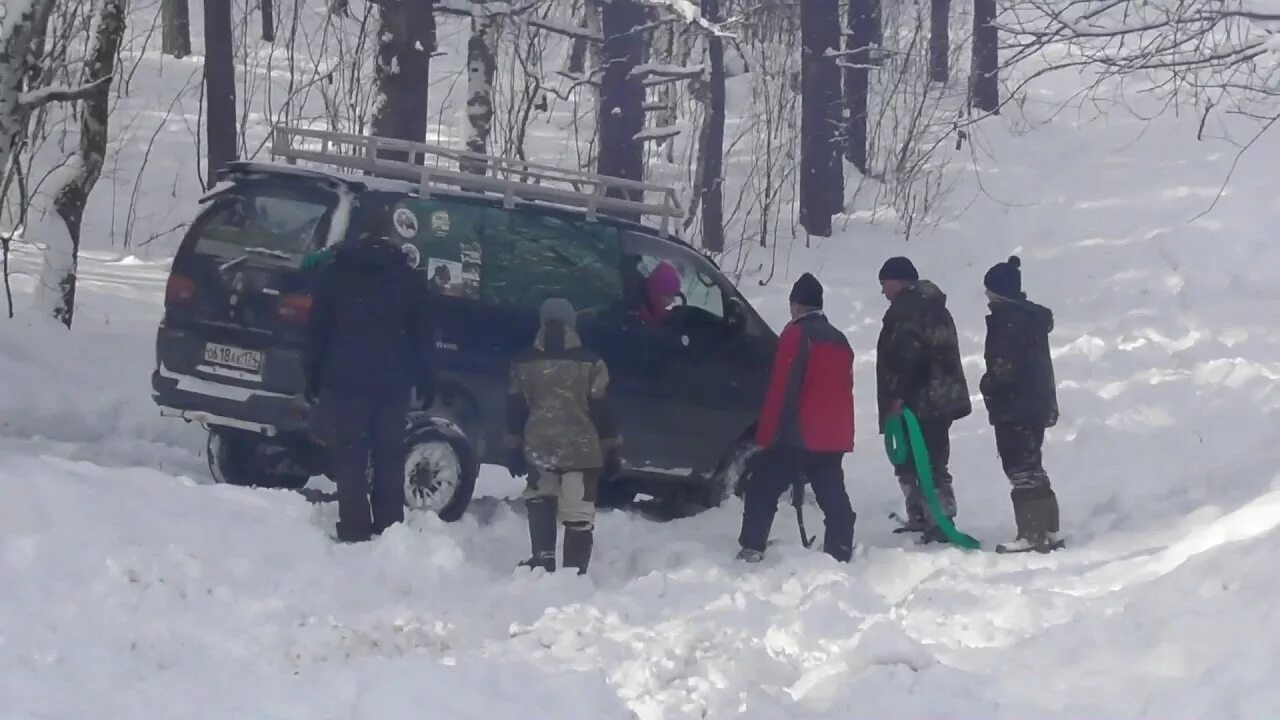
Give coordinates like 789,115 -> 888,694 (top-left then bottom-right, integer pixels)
305,237 -> 434,396
981,296 -> 1058,427
505,300 -> 621,471
876,280 -> 972,429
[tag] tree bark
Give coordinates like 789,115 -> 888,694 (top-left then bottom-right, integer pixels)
698,0 -> 726,253
261,0 -> 275,42
42,0 -> 128,328
204,0 -> 237,184
799,0 -> 843,238
845,0 -> 879,173
371,0 -> 435,163
597,0 -> 647,213
0,0 -> 59,184
161,0 -> 192,58
971,0 -> 999,112
464,0 -> 500,171
930,0 -> 951,83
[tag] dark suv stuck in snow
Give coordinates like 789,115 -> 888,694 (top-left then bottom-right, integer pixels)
153,128 -> 776,520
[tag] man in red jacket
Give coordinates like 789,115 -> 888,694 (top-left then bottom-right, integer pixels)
737,273 -> 856,563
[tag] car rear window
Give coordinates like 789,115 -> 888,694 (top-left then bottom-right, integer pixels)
192,184 -> 334,265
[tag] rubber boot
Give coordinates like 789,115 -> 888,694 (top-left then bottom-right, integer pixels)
518,497 -> 558,572
997,486 -> 1058,554
562,522 -> 593,575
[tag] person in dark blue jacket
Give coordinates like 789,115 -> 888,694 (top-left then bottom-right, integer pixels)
305,221 -> 434,543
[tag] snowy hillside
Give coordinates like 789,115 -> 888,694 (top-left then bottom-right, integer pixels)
4,2 -> 1280,719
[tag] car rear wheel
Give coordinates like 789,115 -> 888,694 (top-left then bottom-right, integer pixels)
208,427 -> 311,490
403,433 -> 476,522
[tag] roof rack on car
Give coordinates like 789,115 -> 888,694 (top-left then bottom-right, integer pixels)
269,126 -> 684,237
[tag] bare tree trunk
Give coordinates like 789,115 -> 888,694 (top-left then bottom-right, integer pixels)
0,0 -> 59,181
597,0 -> 647,212
845,0 -> 879,173
204,0 -> 237,183
971,0 -> 998,112
568,0 -> 590,75
41,0 -> 128,328
464,1 -> 500,171
261,0 -> 275,42
699,0 -> 726,253
162,0 -> 192,58
371,0 -> 435,162
799,0 -> 843,238
930,0 -> 951,83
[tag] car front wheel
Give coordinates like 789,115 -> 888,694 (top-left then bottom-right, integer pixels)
403,432 -> 476,522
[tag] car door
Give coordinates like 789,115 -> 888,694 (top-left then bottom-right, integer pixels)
619,233 -> 774,475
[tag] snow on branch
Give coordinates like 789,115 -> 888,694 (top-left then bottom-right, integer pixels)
637,0 -> 735,37
18,76 -> 112,109
634,126 -> 682,142
630,62 -> 706,80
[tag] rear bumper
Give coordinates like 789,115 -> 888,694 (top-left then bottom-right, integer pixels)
152,362 -> 312,435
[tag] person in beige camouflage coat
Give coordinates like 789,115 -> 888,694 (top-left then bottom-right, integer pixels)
505,298 -> 621,574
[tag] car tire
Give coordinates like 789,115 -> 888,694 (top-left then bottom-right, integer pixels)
403,430 -> 476,522
207,428 -> 311,490
596,479 -> 637,509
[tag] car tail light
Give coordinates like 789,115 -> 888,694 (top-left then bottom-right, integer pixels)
277,293 -> 312,324
165,274 -> 195,306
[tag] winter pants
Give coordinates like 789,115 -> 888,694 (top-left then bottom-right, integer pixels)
320,388 -> 410,542
526,468 -> 599,529
738,447 -> 855,562
895,419 -> 956,524
994,424 -> 1051,490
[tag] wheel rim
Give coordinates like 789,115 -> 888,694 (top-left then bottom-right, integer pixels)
404,441 -> 462,513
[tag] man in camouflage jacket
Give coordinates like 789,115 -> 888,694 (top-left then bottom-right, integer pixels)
506,298 -> 621,574
876,257 -> 971,538
981,256 -> 1063,553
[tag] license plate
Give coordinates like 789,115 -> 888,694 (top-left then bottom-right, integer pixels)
203,343 -> 263,374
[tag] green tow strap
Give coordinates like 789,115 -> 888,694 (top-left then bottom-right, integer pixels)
883,408 -> 981,550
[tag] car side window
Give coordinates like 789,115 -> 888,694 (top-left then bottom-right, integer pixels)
390,197 -> 495,298
622,233 -> 731,326
481,213 -> 623,315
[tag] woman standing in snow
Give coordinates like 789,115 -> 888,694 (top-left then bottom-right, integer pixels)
980,256 -> 1064,553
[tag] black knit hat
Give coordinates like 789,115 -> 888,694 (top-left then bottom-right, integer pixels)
984,255 -> 1023,298
789,273 -> 824,309
878,256 -> 919,283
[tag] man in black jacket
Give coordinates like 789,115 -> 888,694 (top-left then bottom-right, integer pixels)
980,256 -> 1063,553
876,257 -> 971,541
306,217 -> 434,543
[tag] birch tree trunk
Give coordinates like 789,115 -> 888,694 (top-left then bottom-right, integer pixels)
40,0 -> 128,327
464,0 -> 500,171
0,0 -> 59,184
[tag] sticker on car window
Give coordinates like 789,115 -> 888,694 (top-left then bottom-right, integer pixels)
427,258 -> 465,296
401,243 -> 421,269
431,210 -> 451,235
393,207 -> 419,239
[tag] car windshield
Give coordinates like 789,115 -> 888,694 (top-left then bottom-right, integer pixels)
193,185 -> 334,265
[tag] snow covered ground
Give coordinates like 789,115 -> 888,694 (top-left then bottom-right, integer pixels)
4,7 -> 1280,720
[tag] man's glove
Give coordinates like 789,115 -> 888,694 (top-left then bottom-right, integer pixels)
603,448 -> 622,482
507,449 -> 528,478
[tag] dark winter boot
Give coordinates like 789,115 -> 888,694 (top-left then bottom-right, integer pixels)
519,497 -> 558,572
562,522 -> 594,575
997,486 -> 1061,554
